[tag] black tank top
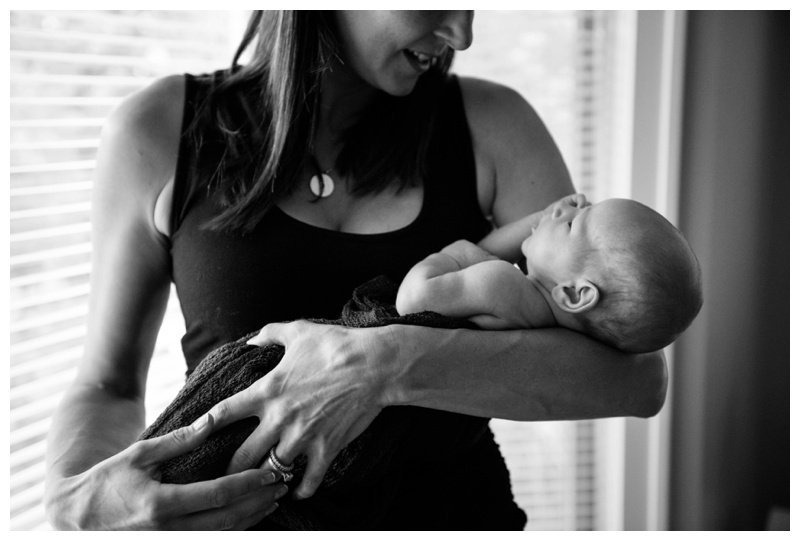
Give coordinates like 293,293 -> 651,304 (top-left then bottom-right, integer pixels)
169,71 -> 525,530
171,72 -> 493,374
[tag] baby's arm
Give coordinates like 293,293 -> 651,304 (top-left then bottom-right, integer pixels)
478,213 -> 543,263
479,193 -> 590,262
396,250 -> 540,329
396,239 -> 497,316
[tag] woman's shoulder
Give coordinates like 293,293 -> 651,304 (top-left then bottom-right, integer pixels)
457,76 -> 549,154
103,74 -> 186,160
455,75 -> 574,224
94,75 -> 187,233
457,76 -> 528,118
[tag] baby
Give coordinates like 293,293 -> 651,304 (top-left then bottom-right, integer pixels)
396,195 -> 703,353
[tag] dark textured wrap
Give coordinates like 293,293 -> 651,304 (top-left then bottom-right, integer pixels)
138,276 -> 491,530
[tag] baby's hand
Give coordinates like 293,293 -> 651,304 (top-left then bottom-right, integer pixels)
532,193 -> 591,228
440,240 -> 499,267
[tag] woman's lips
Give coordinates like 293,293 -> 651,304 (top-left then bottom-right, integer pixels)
403,49 -> 436,72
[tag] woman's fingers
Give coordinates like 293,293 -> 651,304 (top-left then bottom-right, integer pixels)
224,421 -> 280,474
163,469 -> 285,516
217,322 -> 384,502
293,450 -> 333,500
246,321 -> 294,348
165,478 -> 287,530
136,412 -> 214,465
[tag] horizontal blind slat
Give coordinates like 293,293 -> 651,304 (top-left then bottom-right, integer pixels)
12,443 -> 47,476
11,139 -> 100,150
10,328 -> 86,359
11,96 -> 119,106
11,394 -> 63,425
15,9 -> 229,34
11,27 -> 225,52
10,202 -> 91,221
10,346 -> 83,375
10,480 -> 46,517
10,305 -> 89,334
12,49 -> 178,68
10,264 -> 91,289
10,222 -> 91,242
11,119 -> 105,129
11,374 -> 77,415
10,417 -> 52,447
11,500 -> 49,532
12,73 -> 155,87
11,160 -> 96,173
10,182 -> 93,197
10,243 -> 92,266
12,284 -> 90,310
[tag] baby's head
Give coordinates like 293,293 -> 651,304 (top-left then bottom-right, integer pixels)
522,198 -> 703,353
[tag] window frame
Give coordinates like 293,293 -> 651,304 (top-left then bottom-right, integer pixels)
606,10 -> 688,531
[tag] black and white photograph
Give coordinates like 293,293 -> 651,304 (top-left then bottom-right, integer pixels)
7,8 -> 791,531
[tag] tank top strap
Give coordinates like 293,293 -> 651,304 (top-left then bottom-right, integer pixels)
170,70 -> 225,236
423,75 -> 485,223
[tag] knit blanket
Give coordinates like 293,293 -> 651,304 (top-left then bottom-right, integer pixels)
138,276 -> 489,530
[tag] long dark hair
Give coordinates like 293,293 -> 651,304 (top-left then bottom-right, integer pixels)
192,10 -> 455,235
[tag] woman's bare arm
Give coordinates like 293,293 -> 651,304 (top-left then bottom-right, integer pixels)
381,324 -> 667,421
46,77 -> 181,483
44,76 -> 284,530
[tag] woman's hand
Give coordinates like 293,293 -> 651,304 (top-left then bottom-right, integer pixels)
46,415 -> 287,530
207,321 -> 390,500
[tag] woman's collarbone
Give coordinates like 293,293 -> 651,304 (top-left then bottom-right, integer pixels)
277,184 -> 423,234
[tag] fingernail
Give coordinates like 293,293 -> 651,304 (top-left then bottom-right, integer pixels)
262,471 -> 277,485
265,502 -> 279,516
293,489 -> 309,500
191,413 -> 210,431
275,485 -> 289,498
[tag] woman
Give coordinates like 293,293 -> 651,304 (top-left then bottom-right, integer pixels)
44,11 -> 667,530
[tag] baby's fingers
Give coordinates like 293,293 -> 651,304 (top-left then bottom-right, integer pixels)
562,193 -> 590,208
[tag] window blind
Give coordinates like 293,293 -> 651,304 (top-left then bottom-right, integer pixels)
10,10 -> 634,531
9,10 -> 247,530
456,10 -> 632,530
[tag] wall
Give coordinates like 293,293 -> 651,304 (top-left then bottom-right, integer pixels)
669,11 -> 789,530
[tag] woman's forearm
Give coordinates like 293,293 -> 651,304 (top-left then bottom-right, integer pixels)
46,383 -> 145,480
44,383 -> 146,526
379,324 -> 667,421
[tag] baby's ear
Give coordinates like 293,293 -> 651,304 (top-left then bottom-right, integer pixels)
551,279 -> 599,313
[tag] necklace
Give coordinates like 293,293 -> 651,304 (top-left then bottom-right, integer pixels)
309,157 -> 335,198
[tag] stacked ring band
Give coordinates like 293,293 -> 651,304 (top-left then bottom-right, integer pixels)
268,446 -> 294,482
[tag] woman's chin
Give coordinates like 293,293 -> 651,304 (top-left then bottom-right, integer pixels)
373,70 -> 423,97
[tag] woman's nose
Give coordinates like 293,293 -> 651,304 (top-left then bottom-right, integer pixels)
434,10 -> 474,51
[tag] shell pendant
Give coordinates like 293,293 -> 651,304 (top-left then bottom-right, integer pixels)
309,173 -> 335,198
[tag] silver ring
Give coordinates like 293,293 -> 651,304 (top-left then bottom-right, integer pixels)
268,446 -> 294,482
